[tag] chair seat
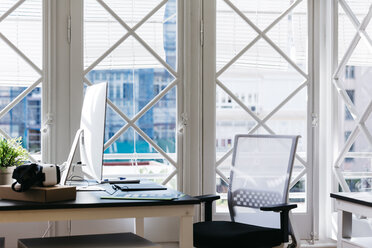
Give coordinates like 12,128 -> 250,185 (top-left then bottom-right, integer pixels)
193,221 -> 283,248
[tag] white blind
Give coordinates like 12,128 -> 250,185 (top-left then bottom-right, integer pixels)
217,0 -> 307,71
339,0 -> 372,66
84,0 -> 168,70
0,0 -> 42,86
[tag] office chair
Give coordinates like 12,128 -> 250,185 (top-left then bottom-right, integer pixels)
194,135 -> 300,248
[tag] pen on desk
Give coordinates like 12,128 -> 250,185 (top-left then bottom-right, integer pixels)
104,177 -> 126,182
103,177 -> 126,182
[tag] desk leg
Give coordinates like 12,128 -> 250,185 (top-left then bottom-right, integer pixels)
179,215 -> 193,248
135,217 -> 145,237
337,210 -> 352,248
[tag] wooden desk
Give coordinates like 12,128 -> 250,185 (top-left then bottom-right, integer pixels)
331,192 -> 372,248
0,186 -> 199,248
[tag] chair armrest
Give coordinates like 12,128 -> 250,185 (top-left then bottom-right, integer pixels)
194,195 -> 220,222
194,194 -> 220,203
260,203 -> 297,212
260,203 -> 297,243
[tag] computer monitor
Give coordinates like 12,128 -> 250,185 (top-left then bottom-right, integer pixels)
61,82 -> 107,185
79,82 -> 107,182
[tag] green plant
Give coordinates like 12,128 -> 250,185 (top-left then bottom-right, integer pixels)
0,137 -> 29,171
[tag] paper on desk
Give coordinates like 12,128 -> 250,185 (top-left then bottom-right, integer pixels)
101,192 -> 185,200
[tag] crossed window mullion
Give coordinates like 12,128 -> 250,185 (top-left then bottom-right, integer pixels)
0,0 -> 25,23
83,0 -> 180,176
222,0 -> 308,80
360,123 -> 372,151
334,2 -> 372,80
0,1 -> 40,163
289,167 -> 307,188
84,76 -> 178,168
96,0 -> 177,78
332,2 -> 372,192
0,33 -> 42,75
216,167 -> 229,184
162,169 -> 177,185
217,0 -> 303,78
249,81 -> 308,134
103,79 -> 178,151
215,78 -> 308,168
339,0 -> 372,53
84,0 -> 169,76
333,79 -> 359,118
215,0 -> 309,186
0,78 -> 42,120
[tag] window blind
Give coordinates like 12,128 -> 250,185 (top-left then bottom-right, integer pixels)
338,0 -> 372,66
84,0 -> 168,70
217,0 -> 307,71
0,0 -> 42,87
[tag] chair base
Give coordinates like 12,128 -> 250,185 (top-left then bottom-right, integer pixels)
18,232 -> 160,248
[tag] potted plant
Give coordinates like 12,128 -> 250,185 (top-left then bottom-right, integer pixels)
0,137 -> 29,185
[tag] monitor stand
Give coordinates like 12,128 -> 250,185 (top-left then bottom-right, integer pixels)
60,129 -> 98,186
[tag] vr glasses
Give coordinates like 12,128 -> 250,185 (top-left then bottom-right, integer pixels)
12,163 -> 60,192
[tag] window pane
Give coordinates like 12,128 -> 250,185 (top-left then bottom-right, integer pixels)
336,0 -> 372,192
338,66 -> 372,191
0,0 -> 42,152
215,0 -> 308,212
83,0 -> 178,185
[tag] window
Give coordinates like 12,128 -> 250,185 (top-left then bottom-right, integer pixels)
80,0 -> 180,187
333,0 -> 372,193
0,0 -> 43,156
206,0 -> 313,238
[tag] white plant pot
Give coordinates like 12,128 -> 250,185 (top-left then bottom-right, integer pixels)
0,167 -> 15,185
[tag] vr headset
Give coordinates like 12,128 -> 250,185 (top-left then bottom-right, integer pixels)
12,163 -> 61,192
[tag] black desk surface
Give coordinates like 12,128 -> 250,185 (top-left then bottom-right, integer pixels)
0,184 -> 200,211
331,192 -> 372,207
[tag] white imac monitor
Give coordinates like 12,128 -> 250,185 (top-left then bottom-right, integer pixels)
79,82 -> 108,182
61,82 -> 107,185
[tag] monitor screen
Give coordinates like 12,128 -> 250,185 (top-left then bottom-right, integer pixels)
79,82 -> 107,182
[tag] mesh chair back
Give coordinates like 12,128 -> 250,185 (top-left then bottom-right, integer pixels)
228,135 -> 299,229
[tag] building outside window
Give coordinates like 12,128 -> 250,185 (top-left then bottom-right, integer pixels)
0,0 -> 43,155
333,0 -> 372,194
82,0 -> 179,187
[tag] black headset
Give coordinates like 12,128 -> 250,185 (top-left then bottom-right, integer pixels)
11,163 -> 45,192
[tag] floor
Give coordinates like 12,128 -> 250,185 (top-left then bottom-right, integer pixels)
158,241 -> 337,248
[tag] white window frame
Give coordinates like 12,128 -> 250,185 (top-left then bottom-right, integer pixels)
325,0 -> 372,242
0,0 -> 48,163
46,0 -> 200,239
201,0 -> 320,240
68,0 -> 187,189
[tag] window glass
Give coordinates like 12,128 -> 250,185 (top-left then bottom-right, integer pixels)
84,0 -> 178,187
0,0 -> 42,153
215,0 -> 309,212
335,0 -> 372,192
